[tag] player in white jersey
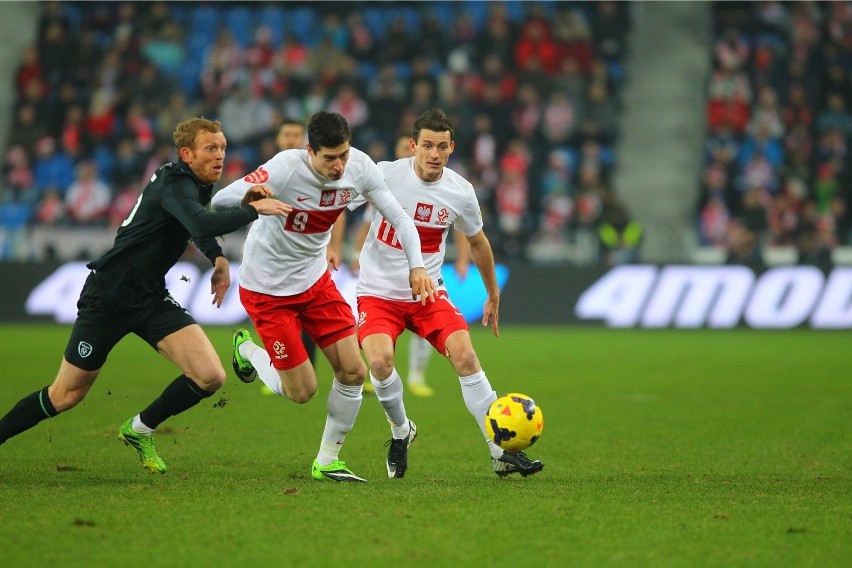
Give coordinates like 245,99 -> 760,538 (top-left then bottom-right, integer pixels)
211,112 -> 436,482
355,108 -> 543,479
353,134 -> 470,398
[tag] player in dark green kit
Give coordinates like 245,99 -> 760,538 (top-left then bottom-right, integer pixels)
0,118 -> 290,473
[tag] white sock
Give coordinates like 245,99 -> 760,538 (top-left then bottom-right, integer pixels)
371,369 -> 410,439
316,379 -> 363,466
131,415 -> 154,435
407,336 -> 432,385
459,370 -> 503,459
241,341 -> 286,397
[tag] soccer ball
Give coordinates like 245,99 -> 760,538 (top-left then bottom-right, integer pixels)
484,393 -> 544,451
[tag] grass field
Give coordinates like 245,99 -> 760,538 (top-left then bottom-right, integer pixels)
0,324 -> 849,567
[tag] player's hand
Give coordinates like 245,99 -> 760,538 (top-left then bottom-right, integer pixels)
327,248 -> 340,271
210,256 -> 231,308
409,267 -> 436,305
482,294 -> 499,337
241,184 -> 273,205
249,198 -> 292,216
455,259 -> 469,281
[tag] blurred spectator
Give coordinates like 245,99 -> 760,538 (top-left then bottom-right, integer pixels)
201,30 -> 244,105
597,195 -> 643,265
698,196 -> 731,246
14,44 -> 44,99
110,137 -> 145,190
495,139 -> 532,254
590,1 -> 631,62
552,6 -> 595,75
9,1 -> 638,263
328,83 -> 369,131
511,83 -> 543,142
34,188 -> 65,226
515,18 -> 561,74
3,146 -> 35,203
0,199 -> 32,259
141,22 -> 185,76
815,92 -> 852,137
64,160 -> 112,225
33,136 -> 74,198
475,4 -> 516,64
541,89 -> 581,146
725,222 -> 764,270
37,20 -> 75,88
217,83 -> 275,146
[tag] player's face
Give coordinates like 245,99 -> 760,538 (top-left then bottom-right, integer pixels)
277,124 -> 305,151
183,130 -> 227,184
395,136 -> 414,159
308,142 -> 350,181
413,129 -> 453,182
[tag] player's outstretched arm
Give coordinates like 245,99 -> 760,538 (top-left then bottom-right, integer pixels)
467,230 -> 500,337
247,196 -> 291,217
210,256 -> 231,307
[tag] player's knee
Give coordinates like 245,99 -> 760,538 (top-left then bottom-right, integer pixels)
366,352 -> 394,381
285,383 -> 316,404
51,389 -> 86,412
337,360 -> 367,387
195,365 -> 226,391
452,347 -> 480,376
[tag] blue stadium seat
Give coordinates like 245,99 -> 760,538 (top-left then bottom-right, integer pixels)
257,5 -> 287,48
189,5 -> 219,36
180,59 -> 202,99
223,5 -> 255,47
290,8 -> 317,46
362,8 -> 386,40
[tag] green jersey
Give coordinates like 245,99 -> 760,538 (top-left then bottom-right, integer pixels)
87,160 -> 257,309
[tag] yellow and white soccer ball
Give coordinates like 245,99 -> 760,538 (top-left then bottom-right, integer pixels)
484,393 -> 544,451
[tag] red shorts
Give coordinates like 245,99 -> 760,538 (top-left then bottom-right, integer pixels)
240,271 -> 356,370
356,291 -> 469,355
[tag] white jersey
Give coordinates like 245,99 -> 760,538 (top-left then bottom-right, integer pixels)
212,147 -> 424,296
357,157 -> 483,301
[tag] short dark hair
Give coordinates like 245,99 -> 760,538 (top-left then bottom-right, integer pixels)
280,117 -> 304,130
307,111 -> 351,151
413,108 -> 454,143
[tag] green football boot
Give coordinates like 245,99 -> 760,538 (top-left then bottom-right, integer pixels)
118,419 -> 166,474
232,328 -> 257,383
311,459 -> 367,482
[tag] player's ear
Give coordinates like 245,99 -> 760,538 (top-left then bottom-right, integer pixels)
178,146 -> 193,162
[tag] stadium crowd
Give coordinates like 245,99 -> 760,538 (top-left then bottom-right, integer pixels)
697,1 -> 852,269
0,0 -> 635,264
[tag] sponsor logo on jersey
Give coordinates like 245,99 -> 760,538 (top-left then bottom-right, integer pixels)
320,190 -> 336,207
297,196 -> 310,202
243,167 -> 269,184
78,341 -> 92,358
414,203 -> 433,222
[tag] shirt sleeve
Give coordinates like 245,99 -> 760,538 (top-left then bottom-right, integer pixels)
162,174 -> 258,240
452,183 -> 485,237
362,163 -> 425,269
212,151 -> 294,210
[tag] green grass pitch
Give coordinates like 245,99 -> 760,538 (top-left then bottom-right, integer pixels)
0,324 -> 849,567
